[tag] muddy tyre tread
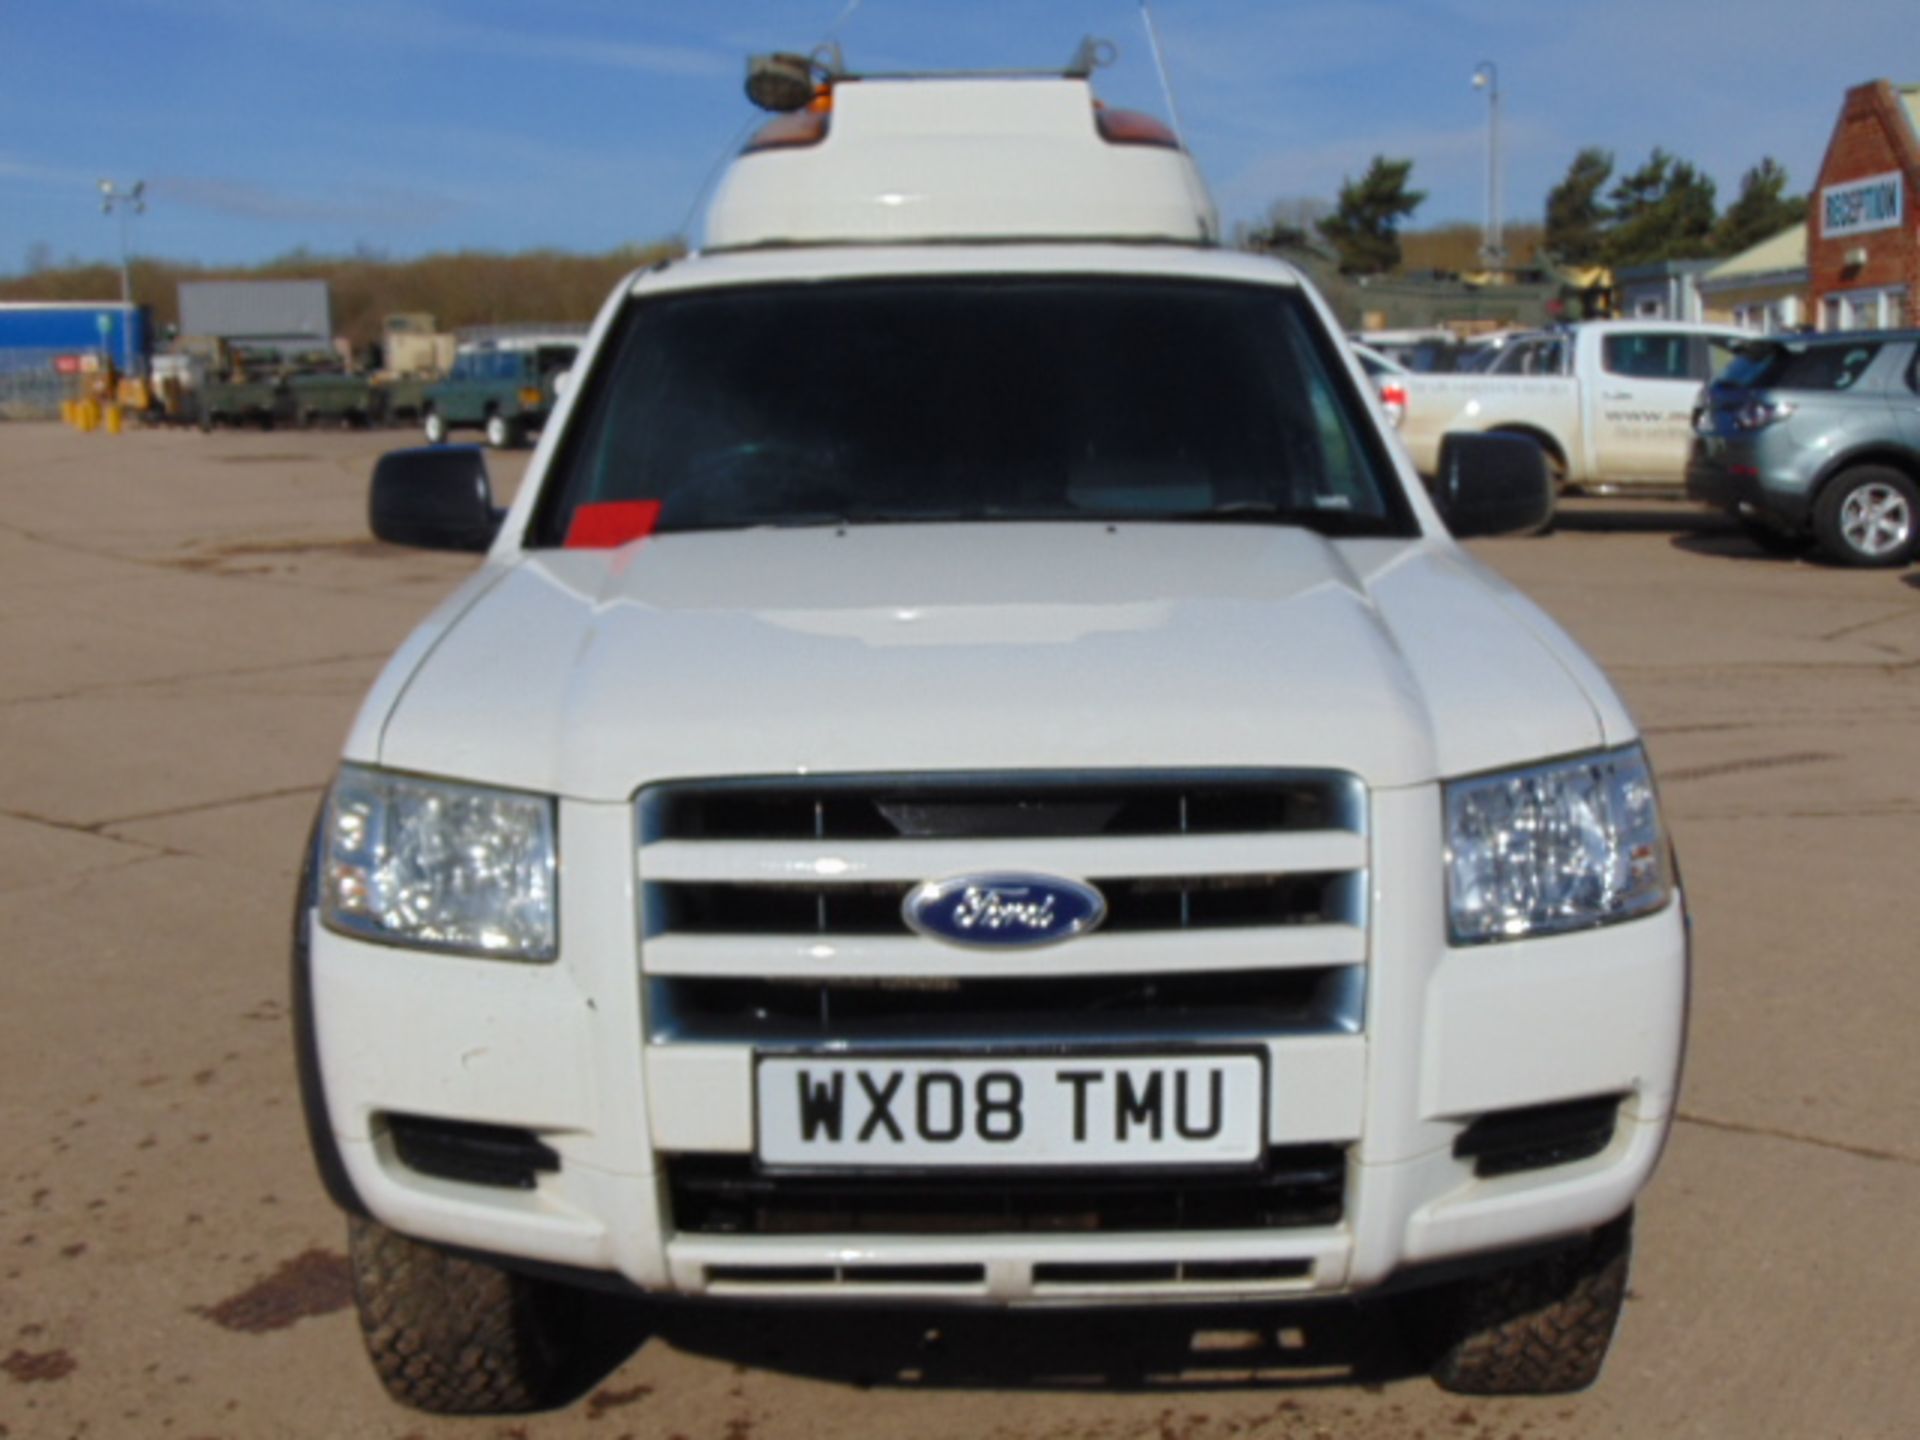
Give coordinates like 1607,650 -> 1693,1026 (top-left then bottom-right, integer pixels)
348,1215 -> 564,1415
1430,1210 -> 1632,1396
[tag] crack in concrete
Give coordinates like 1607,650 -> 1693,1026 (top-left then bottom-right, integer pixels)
1641,721 -> 1759,736
0,806 -> 159,847
1675,1111 -> 1919,1170
1819,605 -> 1920,643
1658,752 -> 1835,785
98,784 -> 327,832
1674,804 -> 1920,822
3,651 -> 395,708
1607,656 -> 1920,677
3,783 -> 324,840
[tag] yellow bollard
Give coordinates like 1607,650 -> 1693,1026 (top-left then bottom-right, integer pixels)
105,404 -> 124,435
81,400 -> 99,432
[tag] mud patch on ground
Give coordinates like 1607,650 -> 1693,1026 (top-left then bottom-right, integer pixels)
195,1249 -> 353,1333
3,1347 -> 77,1382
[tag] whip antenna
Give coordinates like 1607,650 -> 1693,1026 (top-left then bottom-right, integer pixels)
1138,0 -> 1189,149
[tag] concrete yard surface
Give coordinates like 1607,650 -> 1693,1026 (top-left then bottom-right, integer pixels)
1,423 -> 1916,1439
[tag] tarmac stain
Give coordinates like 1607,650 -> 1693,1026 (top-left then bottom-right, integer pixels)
3,1348 -> 77,1383
194,1249 -> 352,1333
586,1384 -> 652,1418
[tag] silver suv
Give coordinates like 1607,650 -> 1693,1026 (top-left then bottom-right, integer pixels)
1687,332 -> 1920,566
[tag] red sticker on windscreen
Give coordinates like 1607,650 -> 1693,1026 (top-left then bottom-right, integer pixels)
566,500 -> 662,549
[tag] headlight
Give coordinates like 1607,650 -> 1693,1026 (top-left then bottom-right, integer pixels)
320,765 -> 557,960
1445,745 -> 1670,945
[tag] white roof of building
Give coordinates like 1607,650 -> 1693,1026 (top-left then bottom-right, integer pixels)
703,77 -> 1218,250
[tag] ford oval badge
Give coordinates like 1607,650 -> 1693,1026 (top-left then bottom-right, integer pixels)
902,873 -> 1106,949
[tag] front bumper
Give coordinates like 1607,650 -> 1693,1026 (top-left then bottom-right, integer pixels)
303,786 -> 1688,1303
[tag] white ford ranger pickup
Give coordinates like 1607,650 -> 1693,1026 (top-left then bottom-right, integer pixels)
294,57 -> 1688,1415
1395,320 -> 1745,497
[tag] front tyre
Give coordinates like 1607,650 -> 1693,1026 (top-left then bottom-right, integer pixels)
423,409 -> 448,445
1427,1210 -> 1632,1395
484,411 -> 522,450
1813,466 -> 1917,567
1488,430 -> 1560,536
348,1215 -> 571,1414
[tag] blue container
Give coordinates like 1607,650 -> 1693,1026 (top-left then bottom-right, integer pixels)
0,302 -> 151,372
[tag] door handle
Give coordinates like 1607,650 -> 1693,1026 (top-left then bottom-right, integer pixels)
1601,391 -> 1631,400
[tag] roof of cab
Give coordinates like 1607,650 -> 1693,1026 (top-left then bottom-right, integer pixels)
703,76 -> 1219,251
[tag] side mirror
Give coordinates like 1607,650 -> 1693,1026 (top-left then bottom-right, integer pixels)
369,445 -> 501,552
1431,433 -> 1554,537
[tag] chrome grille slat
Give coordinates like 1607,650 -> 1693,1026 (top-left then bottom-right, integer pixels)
641,926 -> 1366,979
639,831 -> 1366,884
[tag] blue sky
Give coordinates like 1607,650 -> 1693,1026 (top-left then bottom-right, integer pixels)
2,0 -> 1914,273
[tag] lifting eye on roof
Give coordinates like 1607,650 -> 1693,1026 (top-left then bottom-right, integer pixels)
1065,36 -> 1119,77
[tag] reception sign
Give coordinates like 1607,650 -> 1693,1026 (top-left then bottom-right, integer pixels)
1821,171 -> 1903,237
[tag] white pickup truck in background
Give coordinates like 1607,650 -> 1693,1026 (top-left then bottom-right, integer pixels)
1397,320 -> 1745,494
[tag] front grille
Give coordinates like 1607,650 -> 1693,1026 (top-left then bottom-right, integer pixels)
637,770 -> 1369,1042
649,966 -> 1360,1045
707,1263 -> 985,1287
653,871 -> 1359,936
666,1146 -> 1346,1236
644,775 -> 1353,842
1033,1258 -> 1312,1285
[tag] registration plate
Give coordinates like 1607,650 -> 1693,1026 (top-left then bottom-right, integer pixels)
755,1053 -> 1265,1168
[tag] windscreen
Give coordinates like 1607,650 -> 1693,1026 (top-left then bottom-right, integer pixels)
530,278 -> 1416,546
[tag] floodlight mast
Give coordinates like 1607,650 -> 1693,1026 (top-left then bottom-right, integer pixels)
1471,62 -> 1504,270
98,178 -> 147,372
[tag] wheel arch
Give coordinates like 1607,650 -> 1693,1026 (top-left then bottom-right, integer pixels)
1809,445 -> 1920,506
1484,423 -> 1571,476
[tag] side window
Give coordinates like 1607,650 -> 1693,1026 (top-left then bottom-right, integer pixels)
1489,341 -> 1534,375
1907,345 -> 1920,396
1603,333 -> 1690,380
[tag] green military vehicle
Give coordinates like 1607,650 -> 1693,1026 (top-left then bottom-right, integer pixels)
198,371 -> 292,430
288,367 -> 377,428
421,335 -> 581,448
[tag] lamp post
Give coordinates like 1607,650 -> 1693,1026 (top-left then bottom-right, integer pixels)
1470,62 -> 1504,272
98,178 -> 146,373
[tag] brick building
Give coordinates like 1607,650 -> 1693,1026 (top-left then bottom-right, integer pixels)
1810,80 -> 1919,330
